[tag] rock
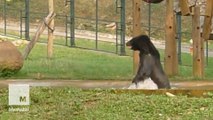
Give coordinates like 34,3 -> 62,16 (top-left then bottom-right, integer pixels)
12,40 -> 29,47
166,92 -> 175,97
0,41 -> 24,76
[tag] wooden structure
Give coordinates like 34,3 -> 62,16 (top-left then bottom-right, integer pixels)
23,12 -> 56,59
202,0 -> 213,40
23,0 -> 55,59
192,6 -> 204,77
132,0 -> 178,76
179,0 -> 190,16
48,0 -> 55,58
164,0 -> 178,76
132,0 -> 213,78
132,0 -> 142,74
113,89 -> 213,97
178,0 -> 213,77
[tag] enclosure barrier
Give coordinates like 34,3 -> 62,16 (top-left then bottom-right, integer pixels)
0,0 -> 127,55
0,0 -> 211,77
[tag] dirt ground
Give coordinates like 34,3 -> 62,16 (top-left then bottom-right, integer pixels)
1,79 -> 213,97
0,79 -> 213,89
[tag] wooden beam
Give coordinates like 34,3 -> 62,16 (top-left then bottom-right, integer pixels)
204,0 -> 213,17
179,0 -> 190,16
23,12 -> 56,59
132,0 -> 142,74
202,0 -> 213,40
202,16 -> 212,40
192,6 -> 204,77
112,89 -> 213,97
164,0 -> 178,76
47,0 -> 54,58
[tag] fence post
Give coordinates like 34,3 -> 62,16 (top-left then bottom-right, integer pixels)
47,0 -> 54,58
20,10 -> 23,39
148,3 -> 151,37
164,0 -> 178,76
23,12 -> 56,59
65,15 -> 68,46
95,0 -> 98,50
132,0 -> 141,74
176,13 -> 182,65
70,0 -> 75,46
3,0 -> 7,35
25,0 -> 30,40
120,0 -> 126,55
192,6 -> 204,77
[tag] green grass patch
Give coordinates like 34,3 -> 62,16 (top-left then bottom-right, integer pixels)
12,43 -> 133,80
1,36 -> 213,80
0,87 -> 213,119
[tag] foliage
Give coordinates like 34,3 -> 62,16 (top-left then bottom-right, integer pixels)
0,69 -> 17,77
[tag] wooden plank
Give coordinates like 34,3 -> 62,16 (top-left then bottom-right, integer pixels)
132,0 -> 142,74
179,0 -> 190,16
205,0 -> 213,17
111,89 -> 213,97
192,6 -> 204,77
202,0 -> 213,40
202,16 -> 212,40
164,0 -> 178,76
47,0 -> 54,58
23,12 -> 56,59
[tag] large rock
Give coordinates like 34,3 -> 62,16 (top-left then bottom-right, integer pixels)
0,41 -> 24,76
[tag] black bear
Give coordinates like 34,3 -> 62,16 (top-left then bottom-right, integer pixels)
126,35 -> 171,89
143,0 -> 164,4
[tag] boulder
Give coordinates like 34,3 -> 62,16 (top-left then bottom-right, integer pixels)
0,41 -> 24,76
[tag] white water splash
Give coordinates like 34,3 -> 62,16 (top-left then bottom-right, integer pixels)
127,78 -> 158,90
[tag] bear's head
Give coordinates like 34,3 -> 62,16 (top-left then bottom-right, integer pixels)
126,35 -> 160,59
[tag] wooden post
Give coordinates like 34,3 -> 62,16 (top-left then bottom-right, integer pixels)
192,6 -> 204,77
23,12 -> 56,59
202,0 -> 213,40
48,0 -> 54,58
165,0 -> 178,76
132,0 -> 142,74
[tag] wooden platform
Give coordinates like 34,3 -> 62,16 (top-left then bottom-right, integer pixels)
0,79 -> 213,97
112,89 -> 213,97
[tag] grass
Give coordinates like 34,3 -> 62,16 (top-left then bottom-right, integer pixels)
1,33 -> 213,120
0,87 -> 213,120
8,42 -> 133,80
1,35 -> 213,80
1,2 -> 213,119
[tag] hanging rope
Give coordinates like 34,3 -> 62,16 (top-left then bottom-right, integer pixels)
44,17 -> 55,32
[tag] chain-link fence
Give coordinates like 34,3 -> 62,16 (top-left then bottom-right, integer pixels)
0,0 -> 195,57
0,0 -> 129,55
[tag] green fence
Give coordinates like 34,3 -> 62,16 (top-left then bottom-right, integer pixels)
0,0 -> 177,56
